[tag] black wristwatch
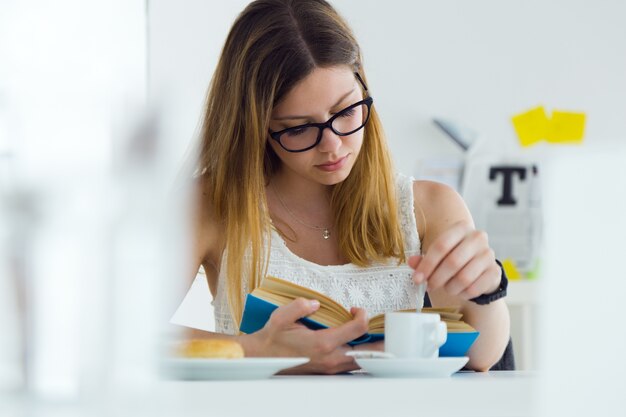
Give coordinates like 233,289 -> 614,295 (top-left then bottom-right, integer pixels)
469,259 -> 508,305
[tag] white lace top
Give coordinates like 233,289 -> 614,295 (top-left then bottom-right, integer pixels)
212,174 -> 422,334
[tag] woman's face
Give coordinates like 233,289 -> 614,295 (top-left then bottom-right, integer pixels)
268,66 -> 366,186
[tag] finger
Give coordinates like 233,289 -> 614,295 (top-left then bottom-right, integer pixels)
317,307 -> 369,346
333,349 -> 360,374
407,255 -> 422,270
427,231 -> 489,291
409,255 -> 424,285
278,345 -> 358,375
267,297 -> 320,329
332,345 -> 360,373
414,221 -> 471,282
321,346 -> 360,374
442,249 -> 493,296
459,262 -> 502,300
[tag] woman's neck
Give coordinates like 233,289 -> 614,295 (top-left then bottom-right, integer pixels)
269,173 -> 332,215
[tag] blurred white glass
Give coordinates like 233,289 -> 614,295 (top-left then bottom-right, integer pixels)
538,146 -> 626,416
106,107 -> 191,392
0,159 -> 25,395
0,106 -> 192,405
0,1 -> 193,411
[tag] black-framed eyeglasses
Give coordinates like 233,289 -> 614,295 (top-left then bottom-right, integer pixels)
269,72 -> 374,153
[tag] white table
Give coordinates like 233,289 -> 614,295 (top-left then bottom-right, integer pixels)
2,371 -> 537,417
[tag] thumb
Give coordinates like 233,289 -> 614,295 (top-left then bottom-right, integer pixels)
407,254 -> 422,270
268,297 -> 320,329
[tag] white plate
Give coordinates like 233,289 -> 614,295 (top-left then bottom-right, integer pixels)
162,357 -> 310,380
355,356 -> 469,378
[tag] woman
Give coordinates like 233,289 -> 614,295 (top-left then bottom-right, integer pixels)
187,0 -> 510,373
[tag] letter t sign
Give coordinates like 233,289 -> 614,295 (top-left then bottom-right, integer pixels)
489,166 -> 527,206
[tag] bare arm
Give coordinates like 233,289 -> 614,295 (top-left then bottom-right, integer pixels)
412,180 -> 510,371
176,177 -> 226,340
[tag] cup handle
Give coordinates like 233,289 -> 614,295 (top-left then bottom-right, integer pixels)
425,322 -> 448,357
436,322 -> 447,347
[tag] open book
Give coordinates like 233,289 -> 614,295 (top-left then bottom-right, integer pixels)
239,275 -> 479,357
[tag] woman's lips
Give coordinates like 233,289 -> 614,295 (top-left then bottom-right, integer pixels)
315,155 -> 349,172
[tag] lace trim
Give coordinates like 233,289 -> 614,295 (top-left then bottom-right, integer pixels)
397,173 -> 421,256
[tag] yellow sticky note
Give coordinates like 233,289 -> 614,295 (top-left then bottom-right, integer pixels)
501,258 -> 522,281
546,110 -> 586,143
511,106 -> 549,147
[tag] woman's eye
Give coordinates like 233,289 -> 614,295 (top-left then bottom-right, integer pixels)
339,108 -> 356,118
286,127 -> 308,137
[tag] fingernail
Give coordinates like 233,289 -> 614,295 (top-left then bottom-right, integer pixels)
413,272 -> 424,283
310,300 -> 320,310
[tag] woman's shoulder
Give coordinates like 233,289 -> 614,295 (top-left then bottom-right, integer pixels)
411,179 -> 473,241
412,179 -> 470,217
391,174 -> 462,209
412,179 -> 461,204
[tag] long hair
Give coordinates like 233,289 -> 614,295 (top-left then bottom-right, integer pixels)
198,0 -> 405,329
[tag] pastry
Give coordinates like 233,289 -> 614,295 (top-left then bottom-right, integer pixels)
178,338 -> 245,359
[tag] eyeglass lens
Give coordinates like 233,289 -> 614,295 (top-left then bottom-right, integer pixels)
279,101 -> 370,151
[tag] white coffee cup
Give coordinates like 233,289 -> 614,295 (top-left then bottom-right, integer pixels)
384,312 -> 447,359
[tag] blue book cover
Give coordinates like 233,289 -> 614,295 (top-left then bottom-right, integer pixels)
240,293 -> 479,357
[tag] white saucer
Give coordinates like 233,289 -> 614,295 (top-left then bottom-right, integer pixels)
161,357 -> 310,380
355,356 -> 469,378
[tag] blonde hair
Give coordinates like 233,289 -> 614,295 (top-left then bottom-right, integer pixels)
197,0 -> 405,328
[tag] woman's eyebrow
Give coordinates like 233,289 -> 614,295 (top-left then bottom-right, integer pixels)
272,88 -> 356,121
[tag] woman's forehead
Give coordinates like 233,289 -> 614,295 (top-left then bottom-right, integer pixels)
272,66 -> 357,117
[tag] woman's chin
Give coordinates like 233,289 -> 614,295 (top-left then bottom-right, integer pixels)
314,168 -> 353,186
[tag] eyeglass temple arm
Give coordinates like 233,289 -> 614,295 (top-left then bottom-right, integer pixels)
354,72 -> 368,93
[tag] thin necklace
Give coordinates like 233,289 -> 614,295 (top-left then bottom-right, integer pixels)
271,183 -> 332,240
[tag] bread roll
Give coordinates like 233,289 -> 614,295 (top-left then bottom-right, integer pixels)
178,338 -> 245,359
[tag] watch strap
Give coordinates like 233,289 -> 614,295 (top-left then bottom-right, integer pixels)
469,259 -> 509,305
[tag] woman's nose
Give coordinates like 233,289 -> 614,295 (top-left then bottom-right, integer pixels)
316,128 -> 342,153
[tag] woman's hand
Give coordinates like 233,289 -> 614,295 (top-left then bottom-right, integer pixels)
238,298 -> 369,374
409,221 -> 501,300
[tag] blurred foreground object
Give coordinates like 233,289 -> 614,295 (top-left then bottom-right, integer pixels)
539,147 -> 626,416
0,173 -> 26,393
107,109 -> 192,391
0,106 -> 192,405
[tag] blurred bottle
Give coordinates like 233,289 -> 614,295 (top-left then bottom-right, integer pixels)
16,170 -> 111,400
0,152 -> 26,395
0,96 -> 29,398
0,111 -> 191,407
105,105 -> 191,393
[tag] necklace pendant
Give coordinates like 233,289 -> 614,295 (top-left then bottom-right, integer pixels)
322,229 -> 331,240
